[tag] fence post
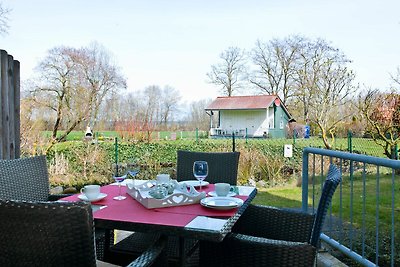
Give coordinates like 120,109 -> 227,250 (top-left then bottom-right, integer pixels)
293,129 -> 296,145
301,149 -> 309,212
0,49 -> 20,159
195,128 -> 198,142
347,130 -> 354,177
347,130 -> 353,153
114,137 -> 118,175
232,132 -> 235,152
245,128 -> 248,144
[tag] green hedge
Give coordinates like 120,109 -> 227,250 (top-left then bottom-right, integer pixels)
45,137 -> 382,188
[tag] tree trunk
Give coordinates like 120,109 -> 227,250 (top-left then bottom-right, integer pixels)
319,124 -> 332,149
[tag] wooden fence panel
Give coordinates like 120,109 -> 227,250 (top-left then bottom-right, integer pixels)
0,49 -> 20,159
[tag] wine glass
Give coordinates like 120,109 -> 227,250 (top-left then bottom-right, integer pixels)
127,162 -> 140,186
113,163 -> 127,200
193,161 -> 208,191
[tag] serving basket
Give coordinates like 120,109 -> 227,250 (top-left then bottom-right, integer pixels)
126,180 -> 207,209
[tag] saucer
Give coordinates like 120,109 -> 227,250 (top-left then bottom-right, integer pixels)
78,193 -> 107,202
208,191 -> 236,197
200,197 -> 243,210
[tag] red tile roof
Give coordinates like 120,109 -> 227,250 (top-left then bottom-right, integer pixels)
206,95 -> 279,110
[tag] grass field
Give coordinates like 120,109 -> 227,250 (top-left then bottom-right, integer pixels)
254,172 -> 399,266
254,173 -> 399,231
42,130 -> 209,141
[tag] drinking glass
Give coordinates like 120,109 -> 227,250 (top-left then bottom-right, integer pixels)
113,163 -> 127,200
193,161 -> 208,191
127,162 -> 140,186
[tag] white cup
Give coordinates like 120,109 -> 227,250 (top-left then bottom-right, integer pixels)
156,174 -> 170,184
215,183 -> 231,197
80,185 -> 100,200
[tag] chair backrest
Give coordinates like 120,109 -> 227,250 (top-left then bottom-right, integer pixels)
0,155 -> 50,201
310,164 -> 342,247
176,150 -> 240,185
0,199 -> 97,267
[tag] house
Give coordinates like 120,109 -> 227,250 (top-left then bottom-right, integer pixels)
205,95 -> 291,138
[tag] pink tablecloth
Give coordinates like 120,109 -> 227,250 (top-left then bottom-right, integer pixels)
62,184 -> 249,228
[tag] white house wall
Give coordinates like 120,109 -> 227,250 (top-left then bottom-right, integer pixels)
220,110 -> 268,137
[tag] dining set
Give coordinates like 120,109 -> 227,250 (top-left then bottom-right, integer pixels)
0,150 -> 342,267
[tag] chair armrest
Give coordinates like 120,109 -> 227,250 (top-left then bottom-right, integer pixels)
200,233 -> 316,267
125,235 -> 167,267
47,194 -> 73,201
233,204 -> 315,242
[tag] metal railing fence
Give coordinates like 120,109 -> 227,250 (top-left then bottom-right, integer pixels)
229,128 -> 395,159
302,147 -> 399,267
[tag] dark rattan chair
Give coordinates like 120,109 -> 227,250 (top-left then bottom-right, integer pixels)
0,199 -> 166,267
199,163 -> 342,267
0,155 -> 69,201
0,155 -> 112,261
176,150 -> 240,185
108,150 -> 241,266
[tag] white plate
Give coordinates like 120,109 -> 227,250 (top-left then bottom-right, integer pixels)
179,180 -> 210,188
78,193 -> 107,202
200,197 -> 243,210
208,191 -> 236,197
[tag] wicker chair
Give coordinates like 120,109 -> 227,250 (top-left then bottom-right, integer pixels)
0,199 -> 166,267
0,155 -> 69,201
108,150 -> 241,266
199,163 -> 342,267
176,150 -> 240,185
0,155 -> 111,261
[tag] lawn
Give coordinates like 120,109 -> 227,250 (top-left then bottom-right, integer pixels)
42,130 -> 208,141
253,185 -> 302,208
255,173 -> 399,234
254,172 -> 399,266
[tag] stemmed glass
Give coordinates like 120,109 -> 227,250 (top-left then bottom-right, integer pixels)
193,161 -> 208,191
127,169 -> 140,187
113,163 -> 127,200
127,162 -> 140,184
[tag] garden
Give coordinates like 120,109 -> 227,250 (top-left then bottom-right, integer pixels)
42,135 -> 398,266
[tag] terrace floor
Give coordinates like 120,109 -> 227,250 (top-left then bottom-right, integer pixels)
114,230 -> 348,267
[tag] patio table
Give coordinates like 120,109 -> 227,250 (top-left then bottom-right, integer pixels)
62,181 -> 257,266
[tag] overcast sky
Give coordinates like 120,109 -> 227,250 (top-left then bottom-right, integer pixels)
1,0 -> 400,102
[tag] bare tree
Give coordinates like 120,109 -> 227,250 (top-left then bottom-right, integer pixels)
297,39 -> 356,148
249,35 -> 305,104
0,2 -> 10,35
129,85 -> 161,141
248,36 -> 356,147
143,85 -> 161,124
160,85 -> 181,126
30,45 -> 126,152
185,99 -> 212,130
390,67 -> 400,86
207,47 -> 247,97
359,70 -> 400,159
74,42 -> 127,129
32,47 -> 78,142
